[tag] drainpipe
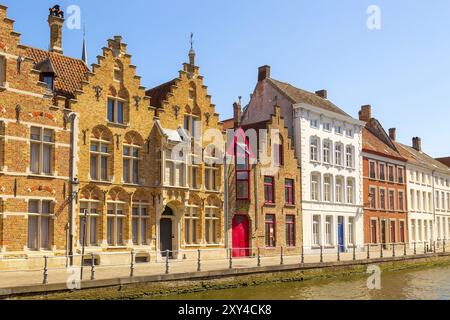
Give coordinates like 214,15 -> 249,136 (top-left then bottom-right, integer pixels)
223,140 -> 229,249
68,113 -> 79,266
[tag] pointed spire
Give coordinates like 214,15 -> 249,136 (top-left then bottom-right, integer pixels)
81,24 -> 88,65
189,32 -> 195,66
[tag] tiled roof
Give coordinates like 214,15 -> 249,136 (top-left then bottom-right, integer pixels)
395,142 -> 450,173
145,79 -> 177,109
269,78 -> 351,117
436,157 -> 450,168
221,118 -> 234,131
26,47 -> 89,99
362,127 -> 404,160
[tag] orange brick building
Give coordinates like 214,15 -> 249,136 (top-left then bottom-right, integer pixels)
224,102 -> 302,257
359,105 -> 408,245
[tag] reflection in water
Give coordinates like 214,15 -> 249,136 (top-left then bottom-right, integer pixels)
153,267 -> 450,300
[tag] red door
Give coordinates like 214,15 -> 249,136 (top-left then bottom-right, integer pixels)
232,215 -> 249,258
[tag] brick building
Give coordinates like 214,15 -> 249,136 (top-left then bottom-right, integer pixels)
224,101 -> 302,257
0,4 -> 225,267
359,105 -> 408,246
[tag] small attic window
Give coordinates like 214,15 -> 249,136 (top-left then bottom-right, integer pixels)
41,72 -> 54,91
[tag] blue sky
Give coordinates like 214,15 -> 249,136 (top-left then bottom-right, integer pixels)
3,0 -> 450,157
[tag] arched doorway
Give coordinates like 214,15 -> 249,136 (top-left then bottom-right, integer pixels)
232,215 -> 249,258
160,206 -> 174,258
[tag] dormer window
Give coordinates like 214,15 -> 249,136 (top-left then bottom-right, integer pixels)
41,72 -> 54,91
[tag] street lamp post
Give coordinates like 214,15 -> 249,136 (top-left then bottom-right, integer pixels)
68,178 -> 79,266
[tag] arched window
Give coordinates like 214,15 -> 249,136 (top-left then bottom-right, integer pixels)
323,140 -> 332,164
346,145 -> 354,168
346,178 -> 355,204
323,174 -> 333,202
90,127 -> 113,182
311,172 -> 321,201
310,137 -> 320,162
335,176 -> 344,203
132,196 -> 150,246
123,132 -> 143,185
106,189 -> 127,246
79,187 -> 101,247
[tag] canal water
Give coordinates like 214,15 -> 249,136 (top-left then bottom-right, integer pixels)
154,266 -> 450,300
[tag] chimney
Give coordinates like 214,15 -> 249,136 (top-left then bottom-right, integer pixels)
48,5 -> 64,54
258,65 -> 271,82
412,137 -> 422,152
359,105 -> 372,122
233,97 -> 242,127
315,90 -> 328,99
389,128 -> 397,141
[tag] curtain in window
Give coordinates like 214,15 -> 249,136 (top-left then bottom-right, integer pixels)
117,218 -> 123,245
101,156 -> 108,180
133,159 -> 139,184
140,219 -> 147,244
30,143 -> 40,173
117,101 -> 124,124
90,155 -> 98,180
107,99 -> 115,122
123,159 -> 130,183
43,144 -> 52,174
28,216 -> 38,249
40,216 -> 50,249
132,218 -> 138,245
107,217 -> 114,245
90,217 -> 97,246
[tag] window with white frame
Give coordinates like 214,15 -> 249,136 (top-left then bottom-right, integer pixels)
205,206 -> 219,244
410,190 -> 415,211
335,144 -> 343,166
346,178 -> 355,204
380,189 -> 386,210
107,203 -> 125,246
335,125 -> 342,135
398,190 -> 405,211
442,192 -> 446,211
388,165 -> 395,182
418,220 -> 423,241
165,149 -> 186,187
323,122 -> 331,132
323,140 -> 331,164
189,165 -> 200,189
107,98 -> 126,124
325,216 -> 333,246
379,163 -> 386,181
185,206 -> 200,245
184,114 -> 199,138
447,193 -> 450,212
79,201 -> 99,247
30,127 -> 54,175
205,165 -> 218,191
324,175 -> 332,202
389,190 -> 395,211
422,191 -> 427,212
310,119 -> 318,128
0,55 -> 5,86
310,137 -> 319,162
411,219 -> 416,242
398,167 -> 404,184
313,215 -> 321,246
90,138 -> 110,181
311,173 -> 320,201
335,176 -> 344,203
369,187 -> 377,209
123,144 -> 140,184
28,200 -> 52,250
417,190 -> 422,211
369,160 -> 377,179
428,193 -> 432,213
345,146 -> 354,168
132,202 -> 149,245
346,128 -> 353,137
348,217 -> 355,245
435,191 -> 440,210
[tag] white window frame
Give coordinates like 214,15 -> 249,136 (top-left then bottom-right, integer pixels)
205,205 -> 219,244
132,202 -> 150,246
90,138 -> 111,182
28,200 -> 53,251
123,144 -> 141,185
79,201 -> 99,247
185,205 -> 200,245
30,127 -> 54,176
107,202 -> 125,246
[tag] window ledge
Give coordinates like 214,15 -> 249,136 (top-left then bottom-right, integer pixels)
28,173 -> 56,179
90,180 -> 113,184
107,121 -> 129,129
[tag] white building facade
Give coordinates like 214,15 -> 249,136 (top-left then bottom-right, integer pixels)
293,104 -> 365,253
396,140 -> 450,246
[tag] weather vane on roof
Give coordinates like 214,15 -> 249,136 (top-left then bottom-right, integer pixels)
190,32 -> 194,51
